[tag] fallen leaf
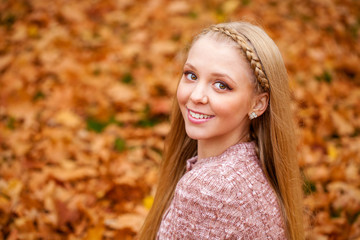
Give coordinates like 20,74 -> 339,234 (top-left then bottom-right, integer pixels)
47,167 -> 98,182
331,111 -> 354,136
54,110 -> 82,128
104,214 -> 144,232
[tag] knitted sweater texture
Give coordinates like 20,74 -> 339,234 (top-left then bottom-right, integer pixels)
157,141 -> 286,239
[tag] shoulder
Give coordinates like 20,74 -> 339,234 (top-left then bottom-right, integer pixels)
180,154 -> 284,220
182,153 -> 266,194
175,156 -> 268,215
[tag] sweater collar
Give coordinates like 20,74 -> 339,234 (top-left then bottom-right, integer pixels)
186,141 -> 257,172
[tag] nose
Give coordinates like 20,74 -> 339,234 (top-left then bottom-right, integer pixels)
189,81 -> 208,104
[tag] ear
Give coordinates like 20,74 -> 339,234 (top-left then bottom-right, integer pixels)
250,92 -> 269,117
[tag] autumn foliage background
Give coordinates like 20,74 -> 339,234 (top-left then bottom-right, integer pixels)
0,0 -> 359,239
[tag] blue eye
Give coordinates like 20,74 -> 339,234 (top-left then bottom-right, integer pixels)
214,82 -> 229,90
185,72 -> 197,81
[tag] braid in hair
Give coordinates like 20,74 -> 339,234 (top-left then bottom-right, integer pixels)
206,26 -> 270,92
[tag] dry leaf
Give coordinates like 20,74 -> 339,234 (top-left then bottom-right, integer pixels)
167,1 -> 190,15
47,166 -> 98,182
106,83 -> 136,104
331,111 -> 354,136
54,110 -> 82,128
104,214 -> 144,232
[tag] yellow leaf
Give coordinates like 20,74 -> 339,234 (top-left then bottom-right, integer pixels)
215,13 -> 226,23
5,179 -> 23,199
327,144 -> 337,162
83,224 -> 104,240
143,195 -> 154,210
0,195 -> 10,205
28,25 -> 38,38
222,0 -> 240,14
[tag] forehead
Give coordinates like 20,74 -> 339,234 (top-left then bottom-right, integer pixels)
191,34 -> 239,53
187,35 -> 247,70
186,35 -> 254,85
200,31 -> 239,48
188,35 -> 240,61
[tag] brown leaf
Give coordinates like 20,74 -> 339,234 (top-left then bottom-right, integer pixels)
167,1 -> 190,15
151,41 -> 178,56
304,164 -> 329,182
0,54 -> 14,72
106,83 -> 136,104
331,111 -> 354,136
149,97 -> 171,115
47,166 -> 98,182
327,182 -> 360,211
104,214 -> 144,232
55,199 -> 81,228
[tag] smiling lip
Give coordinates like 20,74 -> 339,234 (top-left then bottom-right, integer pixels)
187,108 -> 215,124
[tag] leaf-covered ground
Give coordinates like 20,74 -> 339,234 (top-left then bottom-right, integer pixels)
0,0 -> 359,239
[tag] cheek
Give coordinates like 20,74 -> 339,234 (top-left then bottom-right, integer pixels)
212,94 -> 252,117
176,81 -> 189,106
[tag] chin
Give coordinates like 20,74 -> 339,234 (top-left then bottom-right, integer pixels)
185,129 -> 209,140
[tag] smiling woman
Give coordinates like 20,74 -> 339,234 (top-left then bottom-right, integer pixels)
139,21 -> 304,240
177,36 -> 261,159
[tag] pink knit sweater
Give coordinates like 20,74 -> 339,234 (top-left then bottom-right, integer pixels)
157,142 -> 286,239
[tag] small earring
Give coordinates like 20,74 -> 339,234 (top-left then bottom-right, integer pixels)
249,112 -> 257,120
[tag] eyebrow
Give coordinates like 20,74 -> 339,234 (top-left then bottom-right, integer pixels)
184,63 -> 237,86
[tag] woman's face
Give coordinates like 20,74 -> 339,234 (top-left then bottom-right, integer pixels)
177,35 -> 256,147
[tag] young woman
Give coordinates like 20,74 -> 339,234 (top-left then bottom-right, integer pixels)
139,21 -> 304,239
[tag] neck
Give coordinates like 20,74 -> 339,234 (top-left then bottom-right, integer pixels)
197,131 -> 250,159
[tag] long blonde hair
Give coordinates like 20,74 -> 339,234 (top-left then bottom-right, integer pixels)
139,21 -> 304,240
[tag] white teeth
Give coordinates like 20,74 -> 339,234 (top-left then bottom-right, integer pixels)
190,110 -> 212,119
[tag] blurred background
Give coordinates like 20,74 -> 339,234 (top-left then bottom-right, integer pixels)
0,0 -> 359,239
